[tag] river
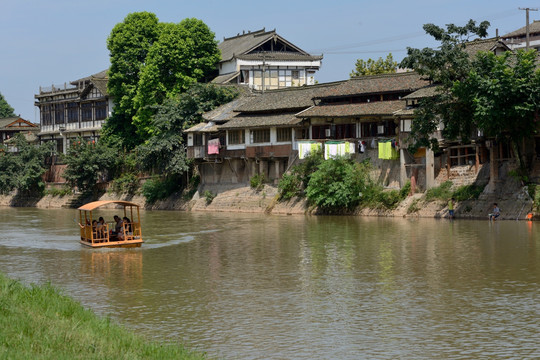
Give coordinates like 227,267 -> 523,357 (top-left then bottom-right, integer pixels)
0,207 -> 539,359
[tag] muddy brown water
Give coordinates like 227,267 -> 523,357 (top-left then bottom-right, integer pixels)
0,207 -> 539,359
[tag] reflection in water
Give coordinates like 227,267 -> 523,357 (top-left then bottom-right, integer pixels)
0,208 -> 539,359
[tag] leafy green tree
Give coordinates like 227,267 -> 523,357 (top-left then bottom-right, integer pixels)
350,53 -> 398,77
0,92 -> 16,118
133,18 -> 220,139
104,13 -> 221,146
137,83 -> 238,176
399,20 -> 490,150
306,157 -> 371,213
454,49 -> 540,172
63,138 -> 119,193
0,134 -> 55,194
104,12 -> 160,148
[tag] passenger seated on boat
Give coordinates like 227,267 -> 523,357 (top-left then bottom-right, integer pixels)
118,217 -> 132,241
112,215 -> 122,234
97,217 -> 106,239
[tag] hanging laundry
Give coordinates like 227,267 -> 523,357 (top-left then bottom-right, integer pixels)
325,141 -> 340,160
298,141 -> 322,159
207,138 -> 220,155
378,139 -> 399,160
359,141 -> 366,154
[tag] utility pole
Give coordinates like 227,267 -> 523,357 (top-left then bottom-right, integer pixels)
519,7 -> 538,49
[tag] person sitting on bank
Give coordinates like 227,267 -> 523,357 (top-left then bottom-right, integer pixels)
489,203 -> 500,221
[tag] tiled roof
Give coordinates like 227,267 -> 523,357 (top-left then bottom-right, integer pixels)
393,108 -> 416,116
402,85 -> 440,99
203,91 -> 254,122
0,117 -> 39,130
235,82 -> 344,113
236,52 -> 323,61
219,112 -> 302,129
218,28 -> 309,62
502,21 -> 540,38
464,37 -> 510,56
184,122 -> 220,133
211,72 -> 240,84
71,69 -> 108,85
315,72 -> 430,99
296,100 -> 406,118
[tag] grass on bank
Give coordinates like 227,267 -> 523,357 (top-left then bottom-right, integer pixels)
0,272 -> 207,360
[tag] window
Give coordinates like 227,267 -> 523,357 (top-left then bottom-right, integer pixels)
81,103 -> 92,121
276,127 -> 291,142
54,104 -> 65,124
252,129 -> 270,143
401,119 -> 412,132
228,130 -> 245,145
193,134 -> 203,146
95,101 -> 107,120
312,124 -> 355,139
67,103 -> 79,123
41,105 -> 52,126
361,121 -> 396,137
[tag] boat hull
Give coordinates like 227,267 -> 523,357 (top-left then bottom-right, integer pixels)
80,240 -> 143,248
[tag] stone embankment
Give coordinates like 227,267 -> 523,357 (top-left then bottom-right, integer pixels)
0,175 -> 535,220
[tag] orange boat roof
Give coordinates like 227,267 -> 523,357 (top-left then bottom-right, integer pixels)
77,200 -> 141,211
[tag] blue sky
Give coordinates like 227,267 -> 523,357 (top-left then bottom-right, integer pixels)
0,0 -> 536,122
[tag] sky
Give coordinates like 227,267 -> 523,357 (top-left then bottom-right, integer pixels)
0,0 -> 537,122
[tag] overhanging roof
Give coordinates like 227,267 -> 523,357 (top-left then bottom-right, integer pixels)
78,200 -> 140,211
297,100 -> 406,118
219,112 -> 302,129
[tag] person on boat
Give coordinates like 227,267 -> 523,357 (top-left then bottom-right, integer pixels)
113,215 -> 123,234
97,217 -> 106,238
118,217 -> 132,241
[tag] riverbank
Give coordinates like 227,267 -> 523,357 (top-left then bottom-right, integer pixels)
0,272 -> 206,359
0,175 -> 535,220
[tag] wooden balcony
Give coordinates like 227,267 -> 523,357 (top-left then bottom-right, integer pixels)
245,144 -> 292,158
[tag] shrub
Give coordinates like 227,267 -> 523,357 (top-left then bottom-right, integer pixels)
250,173 -> 265,191
425,180 -> 453,201
407,198 -> 421,214
44,186 -> 72,197
529,184 -> 540,212
182,173 -> 200,200
452,183 -> 484,201
203,190 -> 215,204
306,157 -> 370,213
111,173 -> 139,195
278,172 -> 302,201
141,175 -> 181,203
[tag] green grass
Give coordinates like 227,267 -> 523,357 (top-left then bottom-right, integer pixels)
0,272 -> 207,360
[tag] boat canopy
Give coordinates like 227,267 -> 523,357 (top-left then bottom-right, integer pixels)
77,200 -> 140,211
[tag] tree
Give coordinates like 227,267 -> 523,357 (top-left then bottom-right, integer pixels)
399,20 -> 490,150
63,138 -> 119,193
0,92 -> 16,118
137,83 -> 238,176
453,49 -> 540,172
133,18 -> 220,139
350,53 -> 397,77
104,13 -> 221,146
104,12 -> 160,149
0,134 -> 55,195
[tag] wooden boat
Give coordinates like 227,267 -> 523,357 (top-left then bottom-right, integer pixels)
78,200 -> 143,248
